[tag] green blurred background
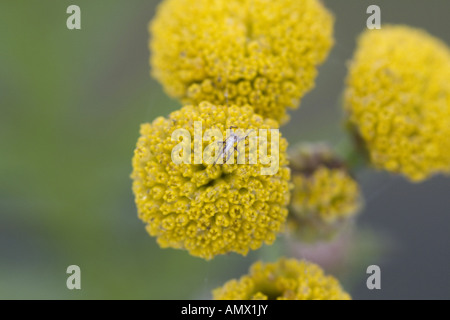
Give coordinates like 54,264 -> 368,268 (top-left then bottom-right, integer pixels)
1,0 -> 449,299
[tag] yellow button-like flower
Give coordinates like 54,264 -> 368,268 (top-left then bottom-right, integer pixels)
131,102 -> 291,260
150,0 -> 334,124
288,144 -> 362,241
345,25 -> 450,182
213,258 -> 351,300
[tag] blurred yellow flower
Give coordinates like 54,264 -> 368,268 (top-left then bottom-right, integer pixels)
150,0 -> 334,123
131,102 -> 291,260
213,258 -> 351,300
288,144 -> 362,241
345,25 -> 450,182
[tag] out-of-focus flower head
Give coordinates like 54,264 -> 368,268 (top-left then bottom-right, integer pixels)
287,143 -> 362,242
345,25 -> 450,182
150,0 -> 334,124
213,258 -> 351,300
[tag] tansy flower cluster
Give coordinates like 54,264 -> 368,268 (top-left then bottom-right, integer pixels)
136,0 -> 338,260
288,144 -> 362,241
131,102 -> 290,260
345,25 -> 450,182
213,258 -> 351,300
132,0 -> 450,300
150,0 -> 334,123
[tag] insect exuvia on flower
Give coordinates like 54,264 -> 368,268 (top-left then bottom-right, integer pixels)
213,126 -> 255,165
170,119 -> 281,175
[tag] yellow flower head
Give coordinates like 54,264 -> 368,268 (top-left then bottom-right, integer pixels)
150,0 -> 334,124
288,144 -> 362,241
213,258 -> 351,300
345,25 -> 450,182
131,102 -> 291,260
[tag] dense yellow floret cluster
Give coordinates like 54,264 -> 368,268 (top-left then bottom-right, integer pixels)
213,258 -> 351,300
150,0 -> 334,123
288,144 -> 361,241
345,25 -> 450,182
291,168 -> 360,223
131,102 -> 291,260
